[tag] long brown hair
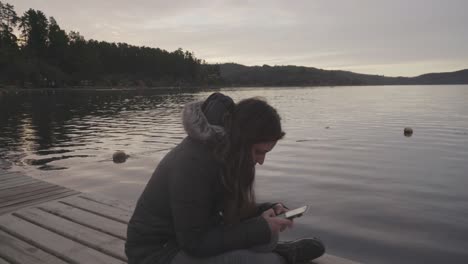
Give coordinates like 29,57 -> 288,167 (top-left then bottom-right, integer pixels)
220,97 -> 285,224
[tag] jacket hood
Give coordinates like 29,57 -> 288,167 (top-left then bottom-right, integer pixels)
182,101 -> 226,143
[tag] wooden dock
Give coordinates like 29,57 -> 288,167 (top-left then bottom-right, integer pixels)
0,171 -> 79,215
0,169 -> 359,264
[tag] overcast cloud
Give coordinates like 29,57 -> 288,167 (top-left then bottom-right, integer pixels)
9,0 -> 468,76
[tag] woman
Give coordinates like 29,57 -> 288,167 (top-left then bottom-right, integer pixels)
125,93 -> 325,264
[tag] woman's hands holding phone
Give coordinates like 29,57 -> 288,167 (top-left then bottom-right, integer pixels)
262,209 -> 293,234
272,203 -> 289,215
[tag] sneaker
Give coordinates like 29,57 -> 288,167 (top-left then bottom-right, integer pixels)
274,237 -> 326,264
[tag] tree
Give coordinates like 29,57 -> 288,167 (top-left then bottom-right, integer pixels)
1,3 -> 218,87
47,16 -> 68,64
19,8 -> 49,57
0,1 -> 19,50
64,31 -> 102,82
0,1 -> 20,84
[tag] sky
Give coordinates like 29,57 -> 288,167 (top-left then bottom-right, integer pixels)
8,0 -> 468,77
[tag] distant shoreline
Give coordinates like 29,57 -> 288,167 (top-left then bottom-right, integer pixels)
1,83 -> 468,96
0,85 -> 215,94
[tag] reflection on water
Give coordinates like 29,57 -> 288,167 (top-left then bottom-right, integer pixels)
0,90 -> 193,170
1,85 -> 468,264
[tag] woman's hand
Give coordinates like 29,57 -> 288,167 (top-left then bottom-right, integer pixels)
262,209 -> 292,234
272,203 -> 294,228
272,203 -> 289,215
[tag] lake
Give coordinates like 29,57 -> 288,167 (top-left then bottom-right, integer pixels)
1,85 -> 467,263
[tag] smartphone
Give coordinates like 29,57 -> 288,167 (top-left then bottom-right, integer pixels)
276,205 -> 308,220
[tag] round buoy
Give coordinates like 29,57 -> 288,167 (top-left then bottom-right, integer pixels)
113,151 -> 129,163
404,127 -> 413,137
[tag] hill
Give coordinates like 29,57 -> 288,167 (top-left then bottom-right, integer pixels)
219,63 -> 468,86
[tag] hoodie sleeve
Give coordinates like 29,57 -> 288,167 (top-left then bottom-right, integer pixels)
169,157 -> 272,258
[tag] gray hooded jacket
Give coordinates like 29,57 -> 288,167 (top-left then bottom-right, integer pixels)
125,100 -> 273,264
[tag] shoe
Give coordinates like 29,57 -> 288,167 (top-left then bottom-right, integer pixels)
274,237 -> 325,264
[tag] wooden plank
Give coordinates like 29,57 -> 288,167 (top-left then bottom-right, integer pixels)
0,171 -> 22,177
0,181 -> 45,191
0,214 -> 125,264
0,175 -> 32,184
0,185 -> 65,203
0,178 -> 38,190
0,182 -> 52,199
78,193 -> 135,212
0,179 -> 38,190
14,208 -> 127,261
0,172 -> 28,180
0,174 -> 21,181
60,196 -> 131,224
0,172 -> 26,181
1,176 -> 38,186
0,191 -> 79,215
0,229 -> 67,264
0,188 -> 78,208
37,201 -> 127,240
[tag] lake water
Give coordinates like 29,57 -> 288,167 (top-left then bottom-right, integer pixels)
1,85 -> 467,263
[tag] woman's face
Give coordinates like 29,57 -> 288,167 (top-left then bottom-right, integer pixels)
251,141 -> 277,165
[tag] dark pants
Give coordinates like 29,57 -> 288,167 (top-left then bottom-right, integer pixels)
170,233 -> 286,264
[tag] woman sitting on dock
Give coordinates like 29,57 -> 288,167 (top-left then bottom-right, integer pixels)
125,92 -> 325,264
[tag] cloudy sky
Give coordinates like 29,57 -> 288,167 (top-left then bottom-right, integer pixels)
9,0 -> 468,76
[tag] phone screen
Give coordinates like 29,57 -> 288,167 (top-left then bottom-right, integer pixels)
277,205 -> 308,219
